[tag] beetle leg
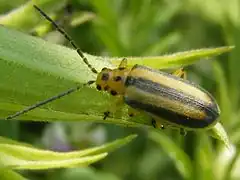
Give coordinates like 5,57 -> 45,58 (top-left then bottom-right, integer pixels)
172,68 -> 187,79
151,119 -> 165,129
180,128 -> 187,136
151,119 -> 157,128
103,96 -> 124,120
103,111 -> 110,120
118,58 -> 128,69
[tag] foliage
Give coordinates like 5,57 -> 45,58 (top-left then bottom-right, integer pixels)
0,0 -> 239,180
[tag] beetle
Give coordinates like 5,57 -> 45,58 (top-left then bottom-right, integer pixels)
5,5 -> 220,135
95,59 -> 220,135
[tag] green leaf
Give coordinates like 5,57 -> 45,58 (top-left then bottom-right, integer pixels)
33,9 -> 95,37
208,122 -> 231,149
221,147 -> 240,180
70,134 -> 137,157
111,46 -> 234,69
0,134 -> 136,170
0,169 -> 27,180
0,136 -> 32,147
149,130 -> 192,179
2,152 -> 108,170
70,12 -> 96,27
214,145 -> 238,180
0,0 -> 67,31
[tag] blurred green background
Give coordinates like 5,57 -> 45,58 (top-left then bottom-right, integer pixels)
0,0 -> 239,179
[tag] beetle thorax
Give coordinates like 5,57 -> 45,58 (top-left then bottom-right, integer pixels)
95,67 -> 130,96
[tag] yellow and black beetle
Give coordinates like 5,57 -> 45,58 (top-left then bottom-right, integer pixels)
95,59 -> 220,134
5,5 -> 220,135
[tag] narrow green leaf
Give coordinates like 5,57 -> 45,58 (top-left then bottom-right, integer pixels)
111,46 -> 234,69
70,12 -> 96,27
0,169 -> 27,180
0,134 -> 136,170
208,122 -> 230,149
0,0 -> 67,31
149,130 -> 192,179
2,152 -> 107,170
222,148 -> 240,180
0,134 -> 136,160
33,11 -> 95,37
214,145 -> 237,180
0,136 -> 32,147
72,134 -> 137,157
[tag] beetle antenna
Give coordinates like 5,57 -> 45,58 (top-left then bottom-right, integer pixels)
5,81 -> 95,120
33,5 -> 98,74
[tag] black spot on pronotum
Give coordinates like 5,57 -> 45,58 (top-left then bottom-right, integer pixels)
101,73 -> 109,81
110,90 -> 117,96
114,76 -> 122,81
101,67 -> 108,71
96,85 -> 101,91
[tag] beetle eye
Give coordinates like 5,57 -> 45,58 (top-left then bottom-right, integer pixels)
96,85 -> 101,91
101,73 -> 109,81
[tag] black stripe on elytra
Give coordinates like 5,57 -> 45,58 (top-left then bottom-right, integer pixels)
125,76 -> 219,118
124,97 -> 216,128
131,65 -> 218,108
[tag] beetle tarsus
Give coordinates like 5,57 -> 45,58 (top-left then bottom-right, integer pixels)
103,111 -> 110,120
151,119 -> 157,128
180,128 -> 187,136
